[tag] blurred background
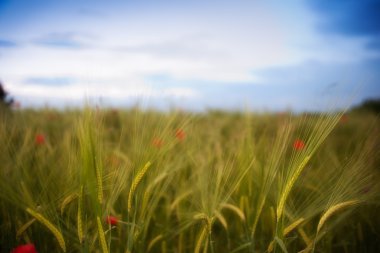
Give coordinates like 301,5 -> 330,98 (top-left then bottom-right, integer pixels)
0,0 -> 379,112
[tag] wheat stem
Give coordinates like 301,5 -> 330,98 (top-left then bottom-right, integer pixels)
194,225 -> 208,253
268,217 -> 305,252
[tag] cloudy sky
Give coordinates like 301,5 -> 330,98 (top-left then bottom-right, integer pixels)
0,0 -> 379,111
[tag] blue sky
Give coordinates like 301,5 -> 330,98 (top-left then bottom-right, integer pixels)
0,0 -> 379,111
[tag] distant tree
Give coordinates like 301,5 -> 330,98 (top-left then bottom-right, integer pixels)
0,81 -> 14,107
352,98 -> 380,114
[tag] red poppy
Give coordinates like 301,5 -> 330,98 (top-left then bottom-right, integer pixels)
35,134 -> 45,145
293,139 -> 305,150
11,243 -> 38,253
152,138 -> 164,148
12,101 -> 21,109
175,129 -> 186,141
106,215 -> 118,226
340,114 -> 348,123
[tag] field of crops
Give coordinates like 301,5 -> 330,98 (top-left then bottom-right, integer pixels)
0,107 -> 379,253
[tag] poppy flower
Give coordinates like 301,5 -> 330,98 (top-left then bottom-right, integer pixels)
35,134 -> 45,145
152,138 -> 164,148
12,101 -> 21,109
293,139 -> 305,150
359,185 -> 372,195
175,129 -> 186,141
106,215 -> 118,226
11,243 -> 38,253
340,114 -> 348,123
47,113 -> 58,120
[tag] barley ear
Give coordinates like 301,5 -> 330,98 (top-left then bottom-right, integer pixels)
96,159 -> 103,204
215,211 -> 228,230
128,161 -> 152,213
77,186 -> 84,243
317,200 -> 360,233
147,234 -> 163,252
221,203 -> 246,222
284,218 -> 305,236
16,218 -> 36,238
97,216 -> 109,253
277,155 -> 311,222
60,193 -> 78,215
26,208 -> 66,252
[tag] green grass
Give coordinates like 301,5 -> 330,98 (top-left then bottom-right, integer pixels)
0,107 -> 379,253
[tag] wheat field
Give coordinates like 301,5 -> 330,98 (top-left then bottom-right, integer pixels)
0,107 -> 379,253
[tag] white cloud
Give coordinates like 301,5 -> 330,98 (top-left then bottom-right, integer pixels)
0,0 -> 378,110
8,78 -> 200,104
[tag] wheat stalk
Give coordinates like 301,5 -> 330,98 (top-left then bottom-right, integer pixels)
317,200 -> 360,233
298,228 -> 312,246
268,217 -> 305,252
26,208 -> 66,252
194,225 -> 208,253
161,240 -> 168,253
128,161 -> 152,213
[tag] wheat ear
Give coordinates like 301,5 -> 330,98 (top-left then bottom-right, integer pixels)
16,218 -> 36,238
97,216 -> 109,253
284,217 -> 305,236
147,234 -> 163,252
26,208 -> 66,252
221,203 -> 246,222
317,200 -> 360,233
95,160 -> 103,204
277,155 -> 311,222
128,161 -> 152,213
215,211 -> 228,230
60,193 -> 78,215
77,186 -> 84,243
